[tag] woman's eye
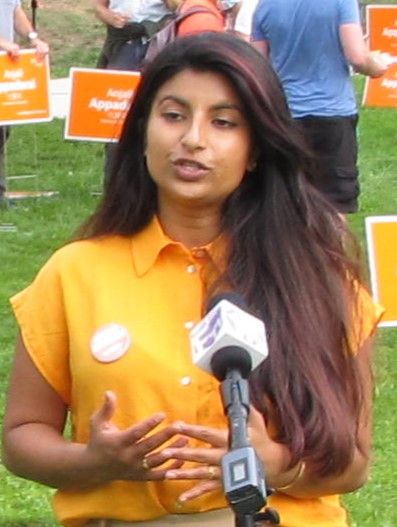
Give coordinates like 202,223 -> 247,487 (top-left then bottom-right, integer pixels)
213,117 -> 237,128
162,111 -> 184,121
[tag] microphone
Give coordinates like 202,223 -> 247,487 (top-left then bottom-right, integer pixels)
190,292 -> 268,377
189,293 -> 269,517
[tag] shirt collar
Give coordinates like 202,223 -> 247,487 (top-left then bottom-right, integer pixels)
131,216 -> 227,277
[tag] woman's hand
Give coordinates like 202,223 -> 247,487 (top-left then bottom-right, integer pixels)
86,390 -> 188,482
247,406 -> 292,482
163,422 -> 228,502
161,406 -> 293,502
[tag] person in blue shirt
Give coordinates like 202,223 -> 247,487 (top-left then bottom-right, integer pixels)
251,0 -> 388,214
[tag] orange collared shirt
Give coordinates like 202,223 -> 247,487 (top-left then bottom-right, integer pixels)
11,217 -> 382,527
11,217 -> 228,526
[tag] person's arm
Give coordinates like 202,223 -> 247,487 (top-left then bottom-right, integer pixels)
160,337 -> 375,501
268,336 -> 374,498
340,23 -> 388,78
93,0 -> 130,28
2,335 -> 186,490
252,39 -> 269,56
13,5 -> 49,59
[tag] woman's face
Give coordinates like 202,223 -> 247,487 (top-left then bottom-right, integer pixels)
145,68 -> 255,212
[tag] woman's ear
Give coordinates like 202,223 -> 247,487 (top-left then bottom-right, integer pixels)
247,148 -> 259,172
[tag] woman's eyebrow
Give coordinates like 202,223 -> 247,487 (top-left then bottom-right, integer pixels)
211,103 -> 242,112
157,95 -> 188,107
157,96 -> 242,112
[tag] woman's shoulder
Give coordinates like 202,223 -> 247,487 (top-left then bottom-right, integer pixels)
43,235 -> 132,274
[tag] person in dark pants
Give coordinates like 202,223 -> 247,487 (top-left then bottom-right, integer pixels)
251,0 -> 389,214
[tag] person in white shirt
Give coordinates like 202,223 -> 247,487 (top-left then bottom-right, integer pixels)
94,0 -> 173,70
94,0 -> 174,186
233,0 -> 258,40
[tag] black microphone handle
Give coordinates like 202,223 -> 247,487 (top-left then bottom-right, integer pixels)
221,368 -> 251,450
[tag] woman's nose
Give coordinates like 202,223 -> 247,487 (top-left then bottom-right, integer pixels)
180,119 -> 205,150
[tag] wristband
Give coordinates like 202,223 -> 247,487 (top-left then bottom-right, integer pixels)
28,31 -> 38,41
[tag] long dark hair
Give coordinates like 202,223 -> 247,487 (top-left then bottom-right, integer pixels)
78,33 -> 368,477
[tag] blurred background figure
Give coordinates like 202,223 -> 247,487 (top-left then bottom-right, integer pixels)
94,0 -> 173,70
93,0 -> 174,186
0,0 -> 49,205
233,0 -> 258,40
177,0 -> 226,35
251,0 -> 389,214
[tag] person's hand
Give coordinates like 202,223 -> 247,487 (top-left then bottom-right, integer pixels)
0,41 -> 20,58
368,50 -> 391,78
107,10 -> 131,28
162,0 -> 183,11
161,406 -> 293,502
31,38 -> 49,61
163,422 -> 228,502
85,390 -> 188,482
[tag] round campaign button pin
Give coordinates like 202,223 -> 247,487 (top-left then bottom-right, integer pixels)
91,323 -> 131,363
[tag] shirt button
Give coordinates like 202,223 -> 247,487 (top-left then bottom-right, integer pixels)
186,264 -> 197,273
184,321 -> 195,330
180,376 -> 192,386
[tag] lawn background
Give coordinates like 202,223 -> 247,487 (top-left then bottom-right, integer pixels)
0,1 -> 396,525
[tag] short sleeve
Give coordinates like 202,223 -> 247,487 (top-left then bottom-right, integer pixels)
10,252 -> 71,404
338,0 -> 360,25
251,0 -> 267,41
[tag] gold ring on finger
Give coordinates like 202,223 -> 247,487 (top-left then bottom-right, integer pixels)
142,457 -> 150,470
207,466 -> 216,480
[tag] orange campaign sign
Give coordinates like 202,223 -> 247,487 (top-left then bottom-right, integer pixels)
64,68 -> 141,142
365,216 -> 397,327
0,49 -> 51,125
362,5 -> 397,108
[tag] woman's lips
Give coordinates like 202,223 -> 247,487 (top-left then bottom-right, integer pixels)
172,159 -> 210,180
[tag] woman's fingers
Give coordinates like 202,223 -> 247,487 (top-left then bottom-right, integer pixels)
166,464 -> 221,481
160,445 -> 225,465
90,390 -> 118,430
117,412 -> 169,448
177,480 -> 221,502
171,422 -> 228,447
142,436 -> 189,469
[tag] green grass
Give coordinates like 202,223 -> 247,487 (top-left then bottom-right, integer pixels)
0,3 -> 397,526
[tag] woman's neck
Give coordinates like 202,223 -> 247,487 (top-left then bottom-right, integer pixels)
157,203 -> 222,248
